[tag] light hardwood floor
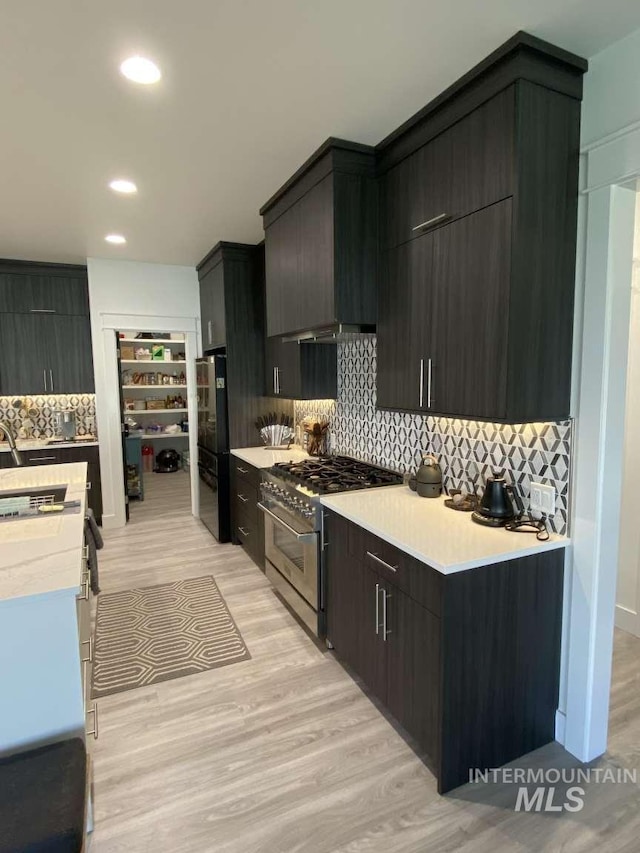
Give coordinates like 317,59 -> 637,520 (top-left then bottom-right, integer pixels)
89,473 -> 640,852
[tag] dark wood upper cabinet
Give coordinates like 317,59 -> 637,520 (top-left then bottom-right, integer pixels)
261,139 -> 377,338
0,261 -> 90,316
380,87 -> 515,251
265,336 -> 337,400
376,34 -> 586,422
0,261 -> 94,396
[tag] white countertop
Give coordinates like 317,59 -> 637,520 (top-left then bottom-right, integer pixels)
0,462 -> 88,601
0,437 -> 99,454
231,446 -> 310,469
320,485 -> 569,575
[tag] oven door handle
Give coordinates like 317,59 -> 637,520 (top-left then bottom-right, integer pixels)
258,502 -> 317,542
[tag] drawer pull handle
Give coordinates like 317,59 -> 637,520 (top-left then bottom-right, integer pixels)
29,455 -> 56,462
237,466 -> 249,474
366,551 -> 398,573
81,637 -> 93,663
86,481 -> 92,491
238,526 -> 249,536
411,212 -> 449,232
237,494 -> 249,503
86,703 -> 99,739
30,308 -> 56,313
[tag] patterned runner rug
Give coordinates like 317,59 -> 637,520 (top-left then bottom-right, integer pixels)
92,575 -> 251,698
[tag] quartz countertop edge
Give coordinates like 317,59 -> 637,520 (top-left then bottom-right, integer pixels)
0,438 -> 99,453
231,446 -> 310,469
320,485 -> 569,575
0,462 -> 88,602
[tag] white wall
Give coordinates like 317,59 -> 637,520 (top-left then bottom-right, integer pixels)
87,258 -> 201,528
561,26 -> 640,761
616,196 -> 640,636
582,27 -> 640,148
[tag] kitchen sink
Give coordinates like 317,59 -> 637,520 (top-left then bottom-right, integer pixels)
0,485 -> 68,518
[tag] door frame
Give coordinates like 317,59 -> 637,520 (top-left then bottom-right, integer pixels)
93,312 -> 200,529
561,121 -> 640,761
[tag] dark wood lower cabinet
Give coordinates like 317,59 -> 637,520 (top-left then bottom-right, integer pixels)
230,459 -> 264,570
325,510 -> 564,793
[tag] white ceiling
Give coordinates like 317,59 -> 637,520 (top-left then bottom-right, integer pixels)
0,0 -> 638,267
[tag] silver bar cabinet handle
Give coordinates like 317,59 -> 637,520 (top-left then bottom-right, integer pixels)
237,466 -> 249,474
49,369 -> 54,392
383,590 -> 391,641
29,455 -> 56,462
366,551 -> 398,573
30,308 -> 56,313
43,369 -> 47,392
81,637 -> 93,663
207,320 -> 212,346
87,703 -> 99,739
419,359 -> 424,408
238,526 -> 249,536
375,582 -> 380,635
427,358 -> 433,409
411,212 -> 449,232
273,366 -> 278,394
237,494 -> 248,503
276,367 -> 281,395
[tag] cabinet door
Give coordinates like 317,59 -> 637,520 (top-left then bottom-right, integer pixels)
326,516 -> 386,700
380,88 -> 514,250
299,344 -> 337,400
265,337 -> 301,398
42,314 -> 95,394
0,314 -> 48,395
265,203 -> 300,337
200,263 -> 226,350
377,230 -> 435,412
0,271 -> 89,315
429,200 -> 511,419
298,174 -> 335,331
384,582 -> 441,763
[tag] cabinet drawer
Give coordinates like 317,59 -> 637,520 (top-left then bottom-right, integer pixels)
348,522 -> 442,616
235,505 -> 263,564
234,480 -> 259,513
380,87 -> 514,250
232,459 -> 261,490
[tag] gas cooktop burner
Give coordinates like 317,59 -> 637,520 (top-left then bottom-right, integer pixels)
271,456 -> 403,494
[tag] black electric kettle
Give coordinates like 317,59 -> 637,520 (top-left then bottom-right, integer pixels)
472,471 -> 524,526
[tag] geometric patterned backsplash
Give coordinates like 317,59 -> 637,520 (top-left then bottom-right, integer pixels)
0,394 -> 96,438
294,337 -> 571,535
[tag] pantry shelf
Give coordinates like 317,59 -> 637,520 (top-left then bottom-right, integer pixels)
124,408 -> 188,415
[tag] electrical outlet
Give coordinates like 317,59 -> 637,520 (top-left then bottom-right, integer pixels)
529,482 -> 555,516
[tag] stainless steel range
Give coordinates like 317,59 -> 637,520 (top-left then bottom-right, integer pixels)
258,456 -> 403,636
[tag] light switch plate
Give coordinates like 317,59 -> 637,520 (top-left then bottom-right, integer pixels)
530,482 -> 556,516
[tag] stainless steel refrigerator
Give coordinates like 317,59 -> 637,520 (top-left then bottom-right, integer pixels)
196,353 -> 230,542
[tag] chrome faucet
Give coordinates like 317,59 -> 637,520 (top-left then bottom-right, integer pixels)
0,421 -> 24,467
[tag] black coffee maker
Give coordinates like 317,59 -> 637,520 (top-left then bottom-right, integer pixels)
472,471 -> 524,527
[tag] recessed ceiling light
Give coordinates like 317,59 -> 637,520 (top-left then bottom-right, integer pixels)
105,234 -> 126,245
109,179 -> 137,194
120,56 -> 161,85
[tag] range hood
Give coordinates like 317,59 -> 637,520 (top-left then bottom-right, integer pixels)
281,324 -> 376,344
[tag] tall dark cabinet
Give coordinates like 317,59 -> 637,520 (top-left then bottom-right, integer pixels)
198,243 -> 264,449
0,261 -> 94,396
376,33 -> 586,422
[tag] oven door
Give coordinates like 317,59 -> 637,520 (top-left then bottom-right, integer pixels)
258,501 -> 318,611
